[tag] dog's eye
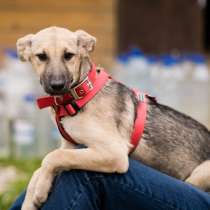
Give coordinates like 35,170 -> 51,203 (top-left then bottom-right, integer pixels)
63,52 -> 74,61
36,53 -> 48,62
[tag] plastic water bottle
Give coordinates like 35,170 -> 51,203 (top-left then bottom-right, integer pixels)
112,53 -> 130,83
146,55 -> 160,96
176,54 -> 209,127
157,55 -> 182,109
126,48 -> 149,91
191,54 -> 209,127
172,55 -> 191,114
0,68 -> 9,157
113,49 -> 210,129
13,94 -> 37,157
1,50 -> 38,157
0,115 -> 8,156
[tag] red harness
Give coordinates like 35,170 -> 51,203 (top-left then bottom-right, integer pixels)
36,64 -> 148,153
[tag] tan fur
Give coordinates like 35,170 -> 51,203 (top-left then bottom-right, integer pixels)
16,26 -> 209,210
17,27 -> 130,210
186,160 -> 210,191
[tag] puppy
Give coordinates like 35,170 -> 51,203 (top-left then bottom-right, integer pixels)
16,26 -> 210,210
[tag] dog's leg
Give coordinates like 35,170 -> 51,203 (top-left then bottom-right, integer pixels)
32,166 -> 55,207
21,168 -> 42,210
185,160 -> 210,191
32,145 -> 128,208
22,140 -> 76,210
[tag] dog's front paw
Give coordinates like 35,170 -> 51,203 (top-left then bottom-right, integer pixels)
32,190 -> 48,207
21,202 -> 38,210
32,168 -> 55,207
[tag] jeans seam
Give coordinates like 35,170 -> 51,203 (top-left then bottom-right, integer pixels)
65,172 -> 96,210
65,189 -> 83,210
57,172 -> 190,210
101,176 -> 183,210
51,172 -> 86,210
122,183 -> 180,210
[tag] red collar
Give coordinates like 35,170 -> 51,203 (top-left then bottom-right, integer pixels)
37,64 -> 110,115
37,64 -> 149,153
37,64 -> 110,144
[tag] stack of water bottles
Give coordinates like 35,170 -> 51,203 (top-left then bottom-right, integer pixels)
113,48 -> 210,128
0,50 -> 60,158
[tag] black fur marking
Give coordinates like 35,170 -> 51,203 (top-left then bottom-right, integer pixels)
112,81 -> 138,130
142,101 -> 210,179
115,84 -> 128,129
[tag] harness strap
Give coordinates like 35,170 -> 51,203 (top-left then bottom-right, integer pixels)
130,90 -> 147,153
37,64 -> 152,153
55,114 -> 74,143
55,69 -> 110,144
37,65 -> 110,144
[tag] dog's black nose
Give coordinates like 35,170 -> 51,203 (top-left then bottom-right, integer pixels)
50,80 -> 65,91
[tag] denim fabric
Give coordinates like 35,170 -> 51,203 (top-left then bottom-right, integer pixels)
10,159 -> 210,210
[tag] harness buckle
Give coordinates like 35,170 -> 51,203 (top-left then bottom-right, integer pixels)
138,93 -> 145,102
70,77 -> 93,100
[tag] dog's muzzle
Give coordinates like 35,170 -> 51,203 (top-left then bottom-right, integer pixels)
41,72 -> 73,95
49,79 -> 65,92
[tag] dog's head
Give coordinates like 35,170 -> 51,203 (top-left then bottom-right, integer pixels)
16,26 -> 96,95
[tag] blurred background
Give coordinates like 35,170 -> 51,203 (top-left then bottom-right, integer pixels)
0,0 -> 210,209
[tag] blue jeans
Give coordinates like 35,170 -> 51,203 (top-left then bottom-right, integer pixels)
10,159 -> 210,210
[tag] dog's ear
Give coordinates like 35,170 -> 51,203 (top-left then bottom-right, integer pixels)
75,30 -> 96,55
16,34 -> 34,62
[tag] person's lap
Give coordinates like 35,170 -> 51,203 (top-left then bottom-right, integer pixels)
10,159 -> 210,210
